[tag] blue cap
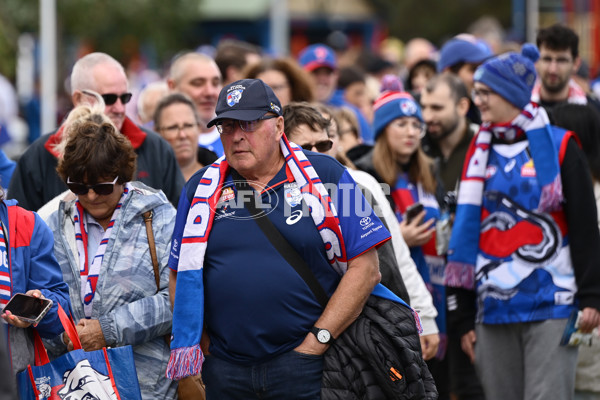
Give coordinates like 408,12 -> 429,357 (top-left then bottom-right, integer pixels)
298,44 -> 337,72
438,37 -> 492,72
474,43 -> 540,109
207,79 -> 282,127
372,91 -> 423,141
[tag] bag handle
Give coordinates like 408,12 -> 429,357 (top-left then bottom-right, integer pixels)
231,171 -> 329,308
32,304 -> 82,366
143,210 -> 161,292
142,210 -> 171,345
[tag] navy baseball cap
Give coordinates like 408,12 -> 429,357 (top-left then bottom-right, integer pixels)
207,79 -> 282,127
438,37 -> 492,72
298,44 -> 337,72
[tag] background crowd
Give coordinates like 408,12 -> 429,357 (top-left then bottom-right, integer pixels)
1,17 -> 600,400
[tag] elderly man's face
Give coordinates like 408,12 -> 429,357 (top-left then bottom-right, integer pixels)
90,62 -> 129,131
220,115 -> 283,180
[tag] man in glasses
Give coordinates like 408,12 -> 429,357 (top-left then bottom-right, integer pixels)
447,44 -> 600,400
8,52 -> 184,211
168,79 -> 391,398
532,24 -> 600,114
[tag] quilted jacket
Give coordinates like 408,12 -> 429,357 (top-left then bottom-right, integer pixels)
322,295 -> 438,400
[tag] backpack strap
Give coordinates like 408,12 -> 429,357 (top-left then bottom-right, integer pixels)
142,210 -> 160,292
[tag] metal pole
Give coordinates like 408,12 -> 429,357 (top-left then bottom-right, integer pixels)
526,0 -> 539,44
270,0 -> 289,56
40,0 -> 57,133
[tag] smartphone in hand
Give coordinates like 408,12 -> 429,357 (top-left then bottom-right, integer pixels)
3,293 -> 53,325
405,202 -> 424,224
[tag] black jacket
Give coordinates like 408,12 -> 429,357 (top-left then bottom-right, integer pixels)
322,295 -> 438,400
8,117 -> 184,210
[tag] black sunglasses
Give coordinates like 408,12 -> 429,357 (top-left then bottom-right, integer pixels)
101,93 -> 132,106
67,176 -> 119,196
301,139 -> 333,153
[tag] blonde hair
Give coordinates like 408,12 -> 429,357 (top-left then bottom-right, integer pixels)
53,90 -> 113,158
373,129 -> 436,193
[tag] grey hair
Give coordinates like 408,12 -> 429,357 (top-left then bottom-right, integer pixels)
70,52 -> 126,94
168,52 -> 220,85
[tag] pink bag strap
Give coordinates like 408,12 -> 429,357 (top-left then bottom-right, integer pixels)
32,304 -> 82,366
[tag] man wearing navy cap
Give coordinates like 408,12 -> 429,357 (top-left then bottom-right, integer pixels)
167,79 -> 391,398
298,44 -> 374,144
438,34 -> 492,125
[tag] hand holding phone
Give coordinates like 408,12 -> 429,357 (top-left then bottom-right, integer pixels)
2,292 -> 53,327
405,202 -> 424,224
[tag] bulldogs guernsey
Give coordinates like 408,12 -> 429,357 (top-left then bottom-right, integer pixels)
169,151 -> 390,364
476,136 -> 576,325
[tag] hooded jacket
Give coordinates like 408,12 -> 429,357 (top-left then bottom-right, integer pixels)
46,182 -> 177,400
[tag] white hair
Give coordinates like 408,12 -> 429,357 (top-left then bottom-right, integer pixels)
70,52 -> 126,94
137,81 -> 169,124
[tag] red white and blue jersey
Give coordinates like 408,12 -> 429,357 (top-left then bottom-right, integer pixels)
476,138 -> 575,324
169,152 -> 390,364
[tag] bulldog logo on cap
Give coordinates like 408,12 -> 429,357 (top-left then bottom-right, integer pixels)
227,89 -> 243,107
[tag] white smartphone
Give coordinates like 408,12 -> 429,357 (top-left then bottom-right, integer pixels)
3,293 -> 53,325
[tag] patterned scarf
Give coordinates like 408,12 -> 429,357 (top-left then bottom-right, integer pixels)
445,103 -> 563,289
74,185 -> 130,318
0,227 -> 9,311
531,79 -> 588,105
166,135 -> 350,380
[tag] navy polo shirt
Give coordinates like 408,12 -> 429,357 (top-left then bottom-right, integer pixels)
169,152 -> 390,364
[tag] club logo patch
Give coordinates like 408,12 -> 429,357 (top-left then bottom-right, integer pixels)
284,182 -> 302,207
400,100 -> 417,116
521,159 -> 536,177
227,89 -> 243,107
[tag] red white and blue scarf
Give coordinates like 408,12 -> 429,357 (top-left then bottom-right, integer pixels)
445,103 -> 563,289
74,185 -> 130,318
166,135 -> 349,380
0,227 -> 9,311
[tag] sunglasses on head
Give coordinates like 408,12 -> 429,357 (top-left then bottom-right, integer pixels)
67,176 -> 119,196
101,93 -> 132,106
301,139 -> 333,153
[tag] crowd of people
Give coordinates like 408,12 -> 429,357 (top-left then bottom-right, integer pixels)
2,22 -> 600,400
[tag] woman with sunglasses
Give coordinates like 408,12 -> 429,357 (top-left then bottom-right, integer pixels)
46,101 -> 177,400
354,91 -> 448,385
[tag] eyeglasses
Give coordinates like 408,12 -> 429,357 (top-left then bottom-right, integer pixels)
158,122 -> 198,137
67,176 -> 119,196
101,93 -> 133,106
216,115 -> 278,134
471,88 -> 496,103
391,119 -> 426,138
300,139 -> 333,153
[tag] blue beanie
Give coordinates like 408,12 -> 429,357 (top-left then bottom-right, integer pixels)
372,91 -> 423,141
473,43 -> 540,109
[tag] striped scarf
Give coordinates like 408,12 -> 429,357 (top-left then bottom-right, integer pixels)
0,227 -> 8,311
167,135 -> 349,380
445,103 -> 563,289
531,79 -> 588,105
74,185 -> 130,318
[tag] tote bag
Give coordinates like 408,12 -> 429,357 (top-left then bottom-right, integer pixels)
16,305 -> 142,400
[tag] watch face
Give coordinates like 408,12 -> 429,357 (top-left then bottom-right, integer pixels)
317,329 -> 331,343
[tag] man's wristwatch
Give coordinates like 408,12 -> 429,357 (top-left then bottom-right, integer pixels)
311,326 -> 334,344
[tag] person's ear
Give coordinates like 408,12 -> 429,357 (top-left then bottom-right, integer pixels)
457,97 -> 470,117
72,90 -> 84,107
573,56 -> 582,76
167,78 -> 176,91
275,116 -> 285,139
